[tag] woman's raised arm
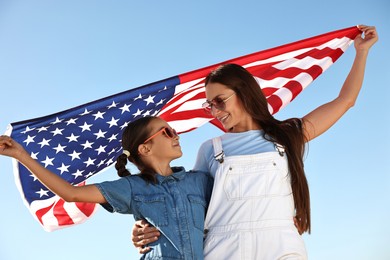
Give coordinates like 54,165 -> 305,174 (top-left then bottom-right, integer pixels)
302,25 -> 378,141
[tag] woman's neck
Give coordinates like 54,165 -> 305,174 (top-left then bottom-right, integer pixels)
229,119 -> 261,133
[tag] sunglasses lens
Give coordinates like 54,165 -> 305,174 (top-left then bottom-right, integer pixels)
165,128 -> 173,138
214,98 -> 225,110
164,127 -> 177,138
202,93 -> 233,114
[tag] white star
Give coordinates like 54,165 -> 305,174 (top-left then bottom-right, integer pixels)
38,138 -> 51,148
41,156 -> 55,167
72,169 -> 84,179
31,151 -> 39,159
21,126 -> 35,134
66,118 -> 78,125
142,110 -> 152,117
81,140 -> 94,149
68,150 -> 81,160
85,171 -> 95,178
156,98 -> 165,106
29,172 -> 38,181
84,157 -> 96,167
143,95 -> 155,105
157,86 -> 168,92
80,108 -> 92,116
23,135 -> 35,146
107,117 -> 119,128
37,126 -> 49,132
57,163 -> 70,174
51,128 -> 64,136
108,148 -> 116,155
53,144 -> 67,154
93,111 -> 105,120
36,188 -> 49,198
79,122 -> 92,132
51,117 -> 63,125
134,93 -> 142,100
97,159 -> 106,167
119,104 -> 131,114
95,145 -> 107,155
66,133 -> 80,142
107,101 -> 118,109
105,157 -> 114,166
108,134 -> 118,142
133,109 -> 143,117
120,122 -> 128,130
94,129 -> 107,139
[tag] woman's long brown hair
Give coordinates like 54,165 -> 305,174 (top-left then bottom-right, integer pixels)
205,63 -> 311,233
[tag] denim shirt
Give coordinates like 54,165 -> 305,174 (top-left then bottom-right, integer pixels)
96,167 -> 213,260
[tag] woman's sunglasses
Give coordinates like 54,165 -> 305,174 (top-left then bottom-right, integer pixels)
143,127 -> 178,144
202,92 -> 236,115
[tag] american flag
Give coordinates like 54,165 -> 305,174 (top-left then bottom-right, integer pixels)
6,26 -> 360,232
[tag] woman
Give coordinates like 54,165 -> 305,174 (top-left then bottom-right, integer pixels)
132,25 -> 378,259
0,116 -> 213,260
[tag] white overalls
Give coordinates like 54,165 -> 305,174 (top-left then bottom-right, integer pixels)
203,137 -> 307,260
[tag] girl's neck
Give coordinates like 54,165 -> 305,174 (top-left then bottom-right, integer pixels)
153,165 -> 173,176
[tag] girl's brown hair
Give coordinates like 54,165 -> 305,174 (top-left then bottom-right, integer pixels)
205,63 -> 311,233
115,116 -> 159,183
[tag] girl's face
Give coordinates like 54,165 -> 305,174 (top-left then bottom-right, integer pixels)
205,82 -> 256,132
144,118 -> 182,160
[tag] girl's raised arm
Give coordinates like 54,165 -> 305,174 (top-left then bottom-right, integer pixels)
0,135 -> 106,204
302,25 -> 378,141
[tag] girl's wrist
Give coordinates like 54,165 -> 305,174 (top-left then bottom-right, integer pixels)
16,149 -> 30,161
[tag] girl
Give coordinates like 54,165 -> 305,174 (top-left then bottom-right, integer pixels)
0,116 -> 213,260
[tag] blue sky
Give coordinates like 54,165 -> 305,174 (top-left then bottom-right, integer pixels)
0,1 -> 389,259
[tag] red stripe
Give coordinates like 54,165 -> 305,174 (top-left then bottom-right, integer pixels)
262,87 -> 279,97
250,66 -> 321,81
283,81 -> 304,100
54,199 -> 74,226
296,47 -> 344,62
266,95 -> 284,114
306,65 -> 324,81
76,201 -> 96,217
161,109 -> 210,122
35,202 -> 55,225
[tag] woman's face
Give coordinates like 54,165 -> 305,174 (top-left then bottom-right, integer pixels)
205,82 -> 256,132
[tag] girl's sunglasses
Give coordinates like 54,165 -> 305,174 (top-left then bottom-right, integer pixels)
143,127 -> 178,144
202,92 -> 236,115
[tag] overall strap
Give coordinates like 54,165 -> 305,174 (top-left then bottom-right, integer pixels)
212,137 -> 224,164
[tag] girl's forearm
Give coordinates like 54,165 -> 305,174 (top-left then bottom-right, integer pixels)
17,151 -> 78,202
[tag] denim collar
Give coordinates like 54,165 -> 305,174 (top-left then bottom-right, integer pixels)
156,166 -> 186,184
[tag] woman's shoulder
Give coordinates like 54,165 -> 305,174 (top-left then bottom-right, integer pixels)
198,137 -> 214,152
